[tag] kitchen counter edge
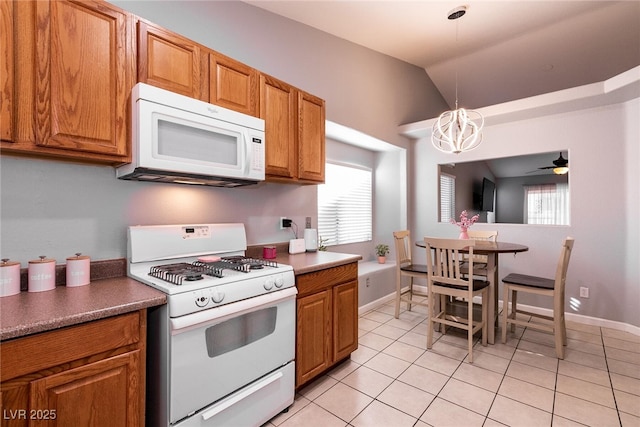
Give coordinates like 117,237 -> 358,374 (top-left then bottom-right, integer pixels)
275,251 -> 363,275
1,276 -> 166,341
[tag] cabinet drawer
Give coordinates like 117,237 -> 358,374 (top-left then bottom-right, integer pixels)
296,263 -> 357,297
1,312 -> 141,382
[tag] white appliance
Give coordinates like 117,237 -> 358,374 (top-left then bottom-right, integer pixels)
127,224 -> 296,427
304,228 -> 317,252
117,83 -> 265,187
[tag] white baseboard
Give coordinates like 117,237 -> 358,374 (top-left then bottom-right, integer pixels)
360,288 -> 640,336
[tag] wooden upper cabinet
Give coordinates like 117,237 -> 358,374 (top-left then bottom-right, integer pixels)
0,0 -> 13,143
260,74 -> 297,180
209,52 -> 258,116
260,74 -> 326,184
298,90 -> 326,183
33,0 -> 133,160
137,20 -> 207,101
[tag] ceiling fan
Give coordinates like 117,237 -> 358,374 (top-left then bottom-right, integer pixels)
528,152 -> 569,175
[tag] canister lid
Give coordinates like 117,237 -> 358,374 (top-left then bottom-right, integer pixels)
67,253 -> 90,261
0,258 -> 20,267
29,256 -> 55,264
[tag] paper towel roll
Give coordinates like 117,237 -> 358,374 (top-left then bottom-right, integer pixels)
304,229 -> 318,252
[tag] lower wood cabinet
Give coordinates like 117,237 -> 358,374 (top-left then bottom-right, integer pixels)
295,262 -> 358,388
0,311 -> 146,427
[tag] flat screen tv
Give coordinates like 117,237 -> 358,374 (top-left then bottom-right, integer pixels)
481,177 -> 495,212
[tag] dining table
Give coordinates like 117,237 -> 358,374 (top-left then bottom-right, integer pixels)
416,240 -> 529,344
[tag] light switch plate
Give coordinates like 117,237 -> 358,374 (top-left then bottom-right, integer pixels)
289,238 -> 306,254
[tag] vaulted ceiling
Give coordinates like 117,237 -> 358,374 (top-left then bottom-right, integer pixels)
245,1 -> 640,111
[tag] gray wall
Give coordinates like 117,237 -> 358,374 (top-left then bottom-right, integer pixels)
0,1 -> 446,265
410,99 -> 640,327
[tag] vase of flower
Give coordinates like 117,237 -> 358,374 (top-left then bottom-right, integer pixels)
459,227 -> 469,240
450,211 -> 479,239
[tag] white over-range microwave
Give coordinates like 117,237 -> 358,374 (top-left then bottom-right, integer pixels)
117,83 -> 265,187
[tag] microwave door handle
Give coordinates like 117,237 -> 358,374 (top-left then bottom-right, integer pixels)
243,131 -> 251,174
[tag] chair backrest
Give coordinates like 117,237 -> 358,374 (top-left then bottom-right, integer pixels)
467,230 -> 498,241
466,230 -> 498,264
555,237 -> 575,295
393,230 -> 413,267
424,237 -> 476,290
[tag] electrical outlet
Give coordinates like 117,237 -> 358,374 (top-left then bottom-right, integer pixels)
280,217 -> 292,229
305,217 -> 312,228
579,287 -> 589,298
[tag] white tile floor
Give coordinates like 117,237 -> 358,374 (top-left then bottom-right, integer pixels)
265,299 -> 640,427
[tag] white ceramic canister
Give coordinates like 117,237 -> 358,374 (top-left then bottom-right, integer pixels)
66,253 -> 90,287
0,259 -> 21,297
28,256 -> 56,292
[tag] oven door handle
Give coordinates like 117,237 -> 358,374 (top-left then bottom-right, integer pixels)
170,286 -> 297,335
201,370 -> 284,421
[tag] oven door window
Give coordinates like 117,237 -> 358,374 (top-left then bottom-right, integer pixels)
205,307 -> 276,357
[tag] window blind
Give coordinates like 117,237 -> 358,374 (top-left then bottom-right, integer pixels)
318,163 -> 372,246
440,173 -> 456,222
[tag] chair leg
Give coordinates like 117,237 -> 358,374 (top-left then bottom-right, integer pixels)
395,273 -> 401,319
467,294 -> 474,363
440,294 -> 447,335
501,284 -> 509,344
510,289 -> 517,333
554,313 -> 565,359
407,277 -> 413,312
481,289 -> 488,347
427,285 -> 434,349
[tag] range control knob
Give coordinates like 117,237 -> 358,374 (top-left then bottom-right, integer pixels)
264,278 -> 275,291
275,276 -> 284,288
211,290 -> 225,304
195,295 -> 209,307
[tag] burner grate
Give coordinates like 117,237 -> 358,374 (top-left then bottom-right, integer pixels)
149,262 -> 224,286
198,256 -> 279,273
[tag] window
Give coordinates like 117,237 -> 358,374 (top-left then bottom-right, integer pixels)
318,163 -> 372,246
440,173 -> 456,222
524,183 -> 570,225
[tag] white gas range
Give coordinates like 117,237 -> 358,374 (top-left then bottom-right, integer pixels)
127,223 -> 296,427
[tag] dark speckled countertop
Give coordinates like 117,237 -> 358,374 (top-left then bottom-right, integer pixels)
1,250 -> 359,341
274,251 -> 362,275
1,276 -> 166,341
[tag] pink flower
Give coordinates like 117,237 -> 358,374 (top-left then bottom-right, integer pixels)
450,210 -> 480,229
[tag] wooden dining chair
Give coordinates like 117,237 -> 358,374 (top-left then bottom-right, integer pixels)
424,237 -> 489,363
461,230 -> 498,278
392,230 -> 429,318
501,237 -> 575,359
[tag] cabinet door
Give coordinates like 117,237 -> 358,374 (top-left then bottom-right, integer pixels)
297,90 -> 326,183
29,351 -> 141,427
138,20 -> 206,100
34,0 -> 133,159
260,74 -> 297,180
295,290 -> 332,387
0,0 -> 13,142
210,52 -> 257,116
333,280 -> 358,361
